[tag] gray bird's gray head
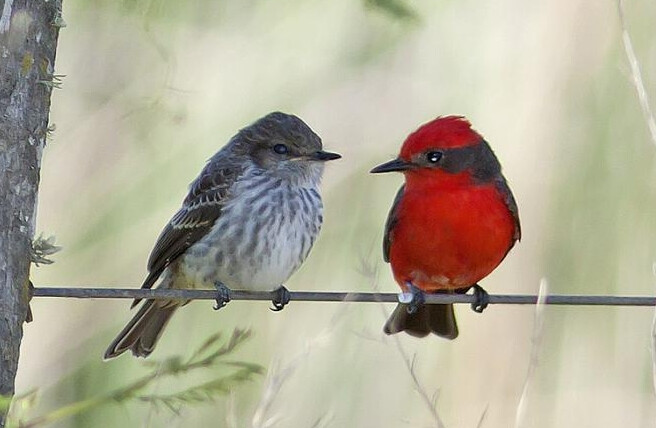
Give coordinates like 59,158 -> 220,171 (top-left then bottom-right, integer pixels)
230,112 -> 340,185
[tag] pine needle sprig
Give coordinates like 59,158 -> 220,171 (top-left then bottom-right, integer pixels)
138,366 -> 263,414
9,328 -> 262,428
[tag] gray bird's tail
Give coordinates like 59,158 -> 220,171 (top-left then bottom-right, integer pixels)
104,300 -> 178,359
384,303 -> 458,339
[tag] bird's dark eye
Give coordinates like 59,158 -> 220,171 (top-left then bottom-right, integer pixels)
426,151 -> 443,163
273,144 -> 288,155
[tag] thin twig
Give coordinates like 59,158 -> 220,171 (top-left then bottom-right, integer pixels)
618,0 -> 656,148
514,279 -> 549,428
391,339 -> 446,428
619,0 -> 656,396
364,260 -> 446,428
225,392 -> 237,428
30,287 -> 656,306
475,405 -> 489,428
251,294 -> 349,427
142,362 -> 165,428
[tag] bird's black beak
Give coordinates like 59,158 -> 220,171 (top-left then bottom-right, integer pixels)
312,150 -> 342,161
370,158 -> 412,173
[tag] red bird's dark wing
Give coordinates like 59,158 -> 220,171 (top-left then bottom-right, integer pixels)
132,164 -> 242,307
383,185 -> 405,263
493,176 -> 521,242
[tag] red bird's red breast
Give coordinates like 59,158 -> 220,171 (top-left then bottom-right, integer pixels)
388,176 -> 517,292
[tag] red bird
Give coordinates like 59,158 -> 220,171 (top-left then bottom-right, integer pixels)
371,116 -> 520,338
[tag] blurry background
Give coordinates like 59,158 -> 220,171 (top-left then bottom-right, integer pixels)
14,0 -> 656,426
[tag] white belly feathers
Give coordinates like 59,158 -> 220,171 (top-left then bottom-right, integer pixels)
175,174 -> 323,291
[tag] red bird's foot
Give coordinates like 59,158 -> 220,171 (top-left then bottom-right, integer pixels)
270,285 -> 291,312
471,284 -> 489,313
403,282 -> 425,314
214,282 -> 232,310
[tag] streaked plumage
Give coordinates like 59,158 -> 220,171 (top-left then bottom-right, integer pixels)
105,112 -> 339,359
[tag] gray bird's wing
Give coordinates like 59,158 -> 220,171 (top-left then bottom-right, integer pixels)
133,161 -> 242,307
383,185 -> 405,263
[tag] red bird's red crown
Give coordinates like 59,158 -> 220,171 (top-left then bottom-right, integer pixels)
400,116 -> 483,159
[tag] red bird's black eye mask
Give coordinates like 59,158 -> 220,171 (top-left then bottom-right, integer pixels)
436,140 -> 502,183
372,140 -> 503,185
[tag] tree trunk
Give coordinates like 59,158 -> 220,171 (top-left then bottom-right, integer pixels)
0,0 -> 62,425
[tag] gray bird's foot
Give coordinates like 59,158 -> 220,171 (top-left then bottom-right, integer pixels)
214,282 -> 232,310
405,282 -> 425,314
270,285 -> 291,312
471,284 -> 489,313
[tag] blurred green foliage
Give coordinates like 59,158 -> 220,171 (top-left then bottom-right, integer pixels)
364,0 -> 418,20
7,330 -> 261,427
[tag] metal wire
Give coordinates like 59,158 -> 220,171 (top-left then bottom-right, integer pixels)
30,287 -> 656,306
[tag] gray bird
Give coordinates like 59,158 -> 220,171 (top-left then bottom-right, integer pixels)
105,112 -> 340,359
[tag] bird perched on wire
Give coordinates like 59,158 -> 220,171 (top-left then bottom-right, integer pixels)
105,112 -> 341,359
371,116 -> 520,339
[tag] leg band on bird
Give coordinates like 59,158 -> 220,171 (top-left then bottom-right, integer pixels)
271,285 -> 291,312
404,282 -> 425,314
213,281 -> 232,310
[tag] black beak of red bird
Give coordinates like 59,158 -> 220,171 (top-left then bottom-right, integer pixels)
370,158 -> 412,173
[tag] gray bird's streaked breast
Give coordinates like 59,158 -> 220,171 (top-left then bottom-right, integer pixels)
176,165 -> 323,291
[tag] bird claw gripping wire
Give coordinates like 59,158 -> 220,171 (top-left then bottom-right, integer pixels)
471,284 -> 489,313
213,282 -> 232,310
404,282 -> 425,314
270,285 -> 291,311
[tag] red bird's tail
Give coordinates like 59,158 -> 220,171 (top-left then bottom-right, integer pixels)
384,303 -> 458,339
